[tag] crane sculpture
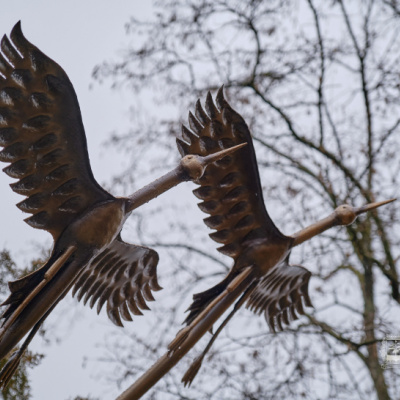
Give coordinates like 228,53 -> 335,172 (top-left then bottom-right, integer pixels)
0,22 -> 244,388
117,88 -> 395,399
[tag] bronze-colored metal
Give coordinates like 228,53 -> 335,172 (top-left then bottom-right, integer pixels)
117,267 -> 255,400
0,23 -> 245,388
118,88 -> 395,398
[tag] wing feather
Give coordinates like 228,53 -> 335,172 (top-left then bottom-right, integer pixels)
72,236 -> 161,327
0,22 -> 112,240
177,87 -> 287,261
246,263 -> 312,332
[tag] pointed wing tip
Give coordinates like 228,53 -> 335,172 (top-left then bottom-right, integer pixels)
10,21 -> 24,43
216,85 -> 225,101
12,21 -> 22,33
216,84 -> 232,110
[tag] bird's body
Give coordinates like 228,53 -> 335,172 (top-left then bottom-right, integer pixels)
236,237 -> 291,276
0,198 -> 126,356
66,198 -> 127,250
175,88 -> 312,332
118,88 -> 395,399
0,22 -> 242,386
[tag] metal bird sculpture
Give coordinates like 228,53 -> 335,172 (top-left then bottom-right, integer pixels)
0,22 -> 244,388
117,87 -> 395,399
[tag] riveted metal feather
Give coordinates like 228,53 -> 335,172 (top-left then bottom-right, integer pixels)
135,290 -> 150,311
119,302 -> 133,322
58,196 -> 82,213
71,238 -> 160,325
107,302 -> 123,327
1,35 -> 22,64
23,115 -> 51,130
30,133 -> 57,151
0,142 -> 26,162
52,178 -> 79,196
0,87 -> 23,105
24,211 -> 50,229
176,137 -> 191,156
246,265 -> 312,332
0,128 -> 18,145
3,159 -> 32,178
205,91 -> 218,118
188,111 -> 203,134
203,215 -> 224,229
128,297 -> 143,316
195,99 -> 210,125
10,69 -> 33,88
36,148 -> 62,168
44,164 -> 70,182
29,92 -> 52,109
181,124 -> 197,144
193,185 -> 213,200
17,192 -> 48,212
208,229 -> 231,244
198,200 -> 219,213
0,52 -> 12,74
217,243 -> 241,258
10,174 -> 40,194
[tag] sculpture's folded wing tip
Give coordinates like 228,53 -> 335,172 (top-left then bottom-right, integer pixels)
72,236 -> 161,327
246,263 -> 312,333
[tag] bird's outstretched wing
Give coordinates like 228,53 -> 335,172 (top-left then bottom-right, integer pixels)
177,87 -> 288,260
0,22 -> 112,240
246,262 -> 312,332
72,235 -> 161,326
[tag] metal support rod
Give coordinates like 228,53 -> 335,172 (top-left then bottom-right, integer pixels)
116,267 -> 254,400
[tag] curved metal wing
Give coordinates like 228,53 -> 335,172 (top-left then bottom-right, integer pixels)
246,262 -> 312,332
177,87 -> 288,261
0,22 -> 112,240
72,235 -> 161,327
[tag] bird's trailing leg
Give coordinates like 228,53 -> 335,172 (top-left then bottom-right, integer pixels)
168,266 -> 254,353
0,301 -> 57,389
116,266 -> 255,400
126,143 -> 246,212
181,280 -> 257,387
0,245 -> 76,341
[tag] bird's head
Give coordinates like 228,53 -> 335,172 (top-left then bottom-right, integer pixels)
334,198 -> 396,226
180,143 -> 247,181
334,204 -> 357,226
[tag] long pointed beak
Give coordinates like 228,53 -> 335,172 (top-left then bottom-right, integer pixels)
354,198 -> 396,215
201,142 -> 247,166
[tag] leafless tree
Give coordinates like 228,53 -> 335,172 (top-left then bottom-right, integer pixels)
92,1 -> 400,399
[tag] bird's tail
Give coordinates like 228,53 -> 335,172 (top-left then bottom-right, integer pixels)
183,268 -> 240,326
0,245 -> 76,387
0,259 -> 52,326
0,246 -> 75,334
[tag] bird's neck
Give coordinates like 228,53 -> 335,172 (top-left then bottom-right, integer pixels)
126,166 -> 187,213
291,212 -> 338,247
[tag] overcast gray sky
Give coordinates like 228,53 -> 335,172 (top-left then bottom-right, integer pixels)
0,2 -> 157,399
